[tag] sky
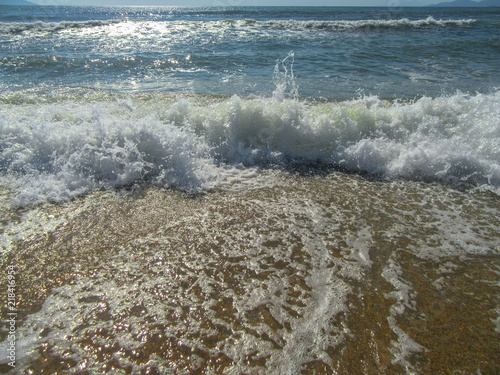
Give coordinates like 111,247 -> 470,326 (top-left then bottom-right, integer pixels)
28,0 -> 462,6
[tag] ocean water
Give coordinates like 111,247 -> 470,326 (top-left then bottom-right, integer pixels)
0,5 -> 499,374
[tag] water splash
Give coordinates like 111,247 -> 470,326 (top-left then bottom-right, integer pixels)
272,51 -> 299,102
1,90 -> 499,207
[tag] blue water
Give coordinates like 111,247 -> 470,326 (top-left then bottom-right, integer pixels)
1,6 -> 499,99
1,6 -> 500,204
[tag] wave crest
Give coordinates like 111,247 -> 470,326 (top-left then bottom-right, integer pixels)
0,16 -> 476,36
1,91 -> 499,205
0,19 -> 120,35
248,16 -> 476,31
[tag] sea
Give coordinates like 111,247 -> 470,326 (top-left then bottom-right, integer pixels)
0,4 -> 499,374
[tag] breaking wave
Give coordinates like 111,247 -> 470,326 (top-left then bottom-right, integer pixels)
0,19 -> 120,35
245,16 -> 476,31
0,16 -> 476,36
1,90 -> 499,206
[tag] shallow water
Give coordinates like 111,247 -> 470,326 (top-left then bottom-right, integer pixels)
1,171 -> 499,374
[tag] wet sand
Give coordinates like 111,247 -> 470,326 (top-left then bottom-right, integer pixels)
1,171 -> 499,374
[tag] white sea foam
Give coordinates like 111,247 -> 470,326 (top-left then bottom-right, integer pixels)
382,257 -> 424,373
0,16 -> 475,37
1,90 -> 499,206
255,16 -> 476,31
0,99 -> 221,205
0,20 -> 120,36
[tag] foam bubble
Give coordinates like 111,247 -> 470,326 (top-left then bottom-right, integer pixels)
1,91 -> 499,206
0,99 -> 222,206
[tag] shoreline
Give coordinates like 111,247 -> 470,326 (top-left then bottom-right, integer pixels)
1,172 -> 499,373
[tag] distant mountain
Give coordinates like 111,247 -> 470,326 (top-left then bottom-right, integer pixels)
0,0 -> 36,4
430,0 -> 500,6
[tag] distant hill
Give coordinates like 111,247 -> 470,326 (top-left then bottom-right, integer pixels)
0,0 -> 36,4
430,0 -> 500,6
